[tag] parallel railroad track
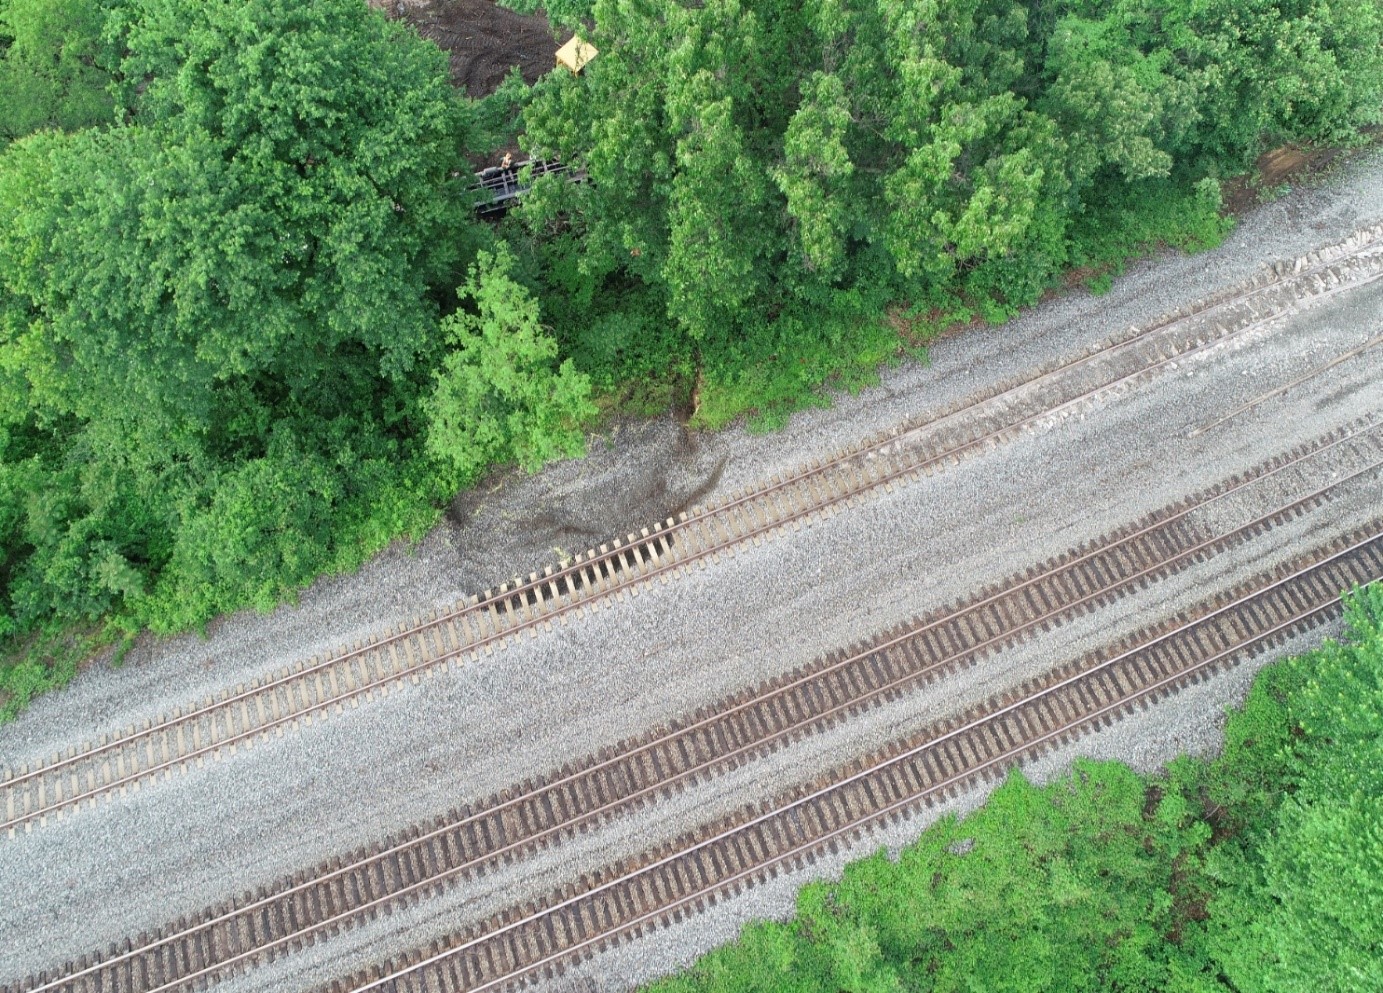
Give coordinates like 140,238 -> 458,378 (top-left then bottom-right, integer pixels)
334,526 -> 1383,993
3,228 -> 1380,838
12,422 -> 1381,993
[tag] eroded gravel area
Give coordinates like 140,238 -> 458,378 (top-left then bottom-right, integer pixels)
1,148 -> 1381,986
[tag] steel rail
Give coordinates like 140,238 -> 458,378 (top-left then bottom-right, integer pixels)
29,434 -> 1381,993
8,410 -> 1375,843
361,528 -> 1383,993
5,229 -> 1379,830
5,230 -> 1377,840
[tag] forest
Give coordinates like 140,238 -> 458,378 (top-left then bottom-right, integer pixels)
1,0 -> 1381,708
641,583 -> 1383,993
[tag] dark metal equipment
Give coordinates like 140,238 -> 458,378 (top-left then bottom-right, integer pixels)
469,158 -> 581,218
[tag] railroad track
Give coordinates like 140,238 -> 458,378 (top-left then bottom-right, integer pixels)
331,526 -> 1383,993
4,225 -> 1380,838
12,423 -> 1380,993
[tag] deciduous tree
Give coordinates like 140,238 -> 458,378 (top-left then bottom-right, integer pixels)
0,0 -> 115,145
0,0 -> 477,632
424,247 -> 596,481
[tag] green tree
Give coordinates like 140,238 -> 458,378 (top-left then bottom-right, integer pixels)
4,0 -> 473,437
664,90 -> 775,342
0,0 -> 477,633
1037,14 -> 1197,188
1243,794 -> 1383,992
882,94 -> 1049,287
0,0 -> 116,145
1200,586 -> 1383,992
771,71 -> 855,280
424,247 -> 596,481
499,0 -> 595,29
108,0 -> 471,381
1135,0 -> 1383,164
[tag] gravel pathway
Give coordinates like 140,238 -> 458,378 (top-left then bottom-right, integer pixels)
1,146 -> 1381,987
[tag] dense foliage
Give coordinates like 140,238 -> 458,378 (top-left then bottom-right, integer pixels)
506,0 -> 1383,423
0,0 -> 117,143
1,0 -> 1381,711
643,584 -> 1383,993
424,245 -> 596,479
0,0 -> 493,667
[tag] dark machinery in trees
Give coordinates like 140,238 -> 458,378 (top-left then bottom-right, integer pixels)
469,157 -> 583,218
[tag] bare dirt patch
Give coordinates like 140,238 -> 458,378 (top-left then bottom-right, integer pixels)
444,417 -> 728,578
1220,137 -> 1381,215
368,0 -> 565,98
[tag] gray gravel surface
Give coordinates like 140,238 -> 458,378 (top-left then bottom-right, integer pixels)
547,623 -> 1339,993
1,146 -> 1382,989
134,448 -> 1383,993
194,483 -> 1380,993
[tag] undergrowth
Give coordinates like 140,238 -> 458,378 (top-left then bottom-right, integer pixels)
690,171 -> 1234,432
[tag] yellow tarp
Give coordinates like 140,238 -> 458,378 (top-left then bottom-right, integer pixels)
555,36 -> 598,74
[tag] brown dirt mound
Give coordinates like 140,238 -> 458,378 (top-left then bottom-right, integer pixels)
1221,141 -> 1353,214
369,0 -> 564,98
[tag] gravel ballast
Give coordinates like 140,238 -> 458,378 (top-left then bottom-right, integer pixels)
1,147 -> 1381,987
542,623 -> 1339,993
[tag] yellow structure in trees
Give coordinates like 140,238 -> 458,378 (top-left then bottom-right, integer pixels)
555,35 -> 597,74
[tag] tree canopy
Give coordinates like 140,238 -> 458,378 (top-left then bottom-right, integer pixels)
0,0 -> 497,640
0,0 -> 116,145
512,0 -> 1383,378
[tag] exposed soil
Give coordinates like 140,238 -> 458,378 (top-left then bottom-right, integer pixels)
443,418 -> 728,580
1220,134 -> 1383,215
368,0 -> 564,98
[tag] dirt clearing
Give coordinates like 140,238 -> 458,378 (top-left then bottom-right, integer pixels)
368,0 -> 564,98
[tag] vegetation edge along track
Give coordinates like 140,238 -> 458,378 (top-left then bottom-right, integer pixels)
12,423 -> 1381,993
4,225 -> 1381,836
334,526 -> 1383,993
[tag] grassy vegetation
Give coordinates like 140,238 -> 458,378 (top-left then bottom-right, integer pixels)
641,583 -> 1383,993
0,624 -> 112,722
